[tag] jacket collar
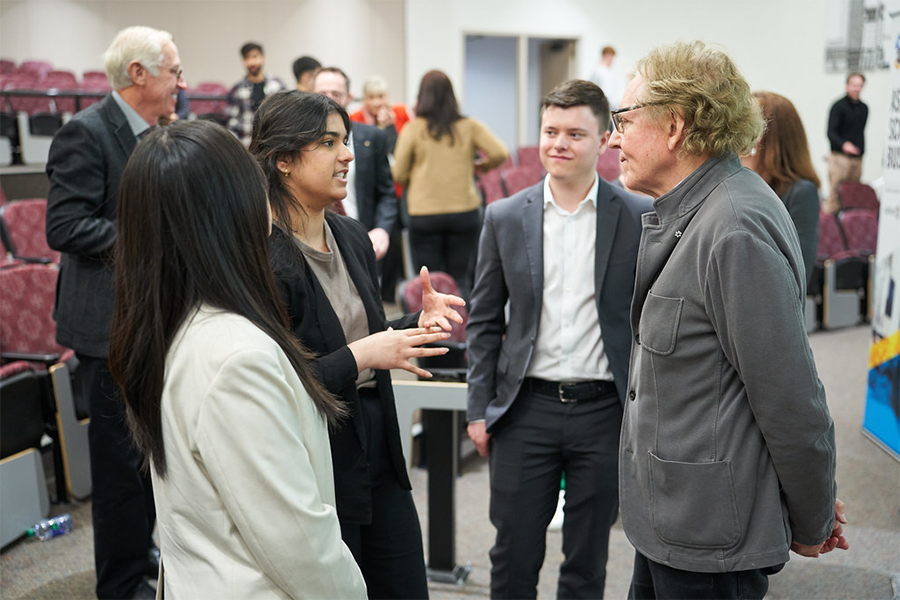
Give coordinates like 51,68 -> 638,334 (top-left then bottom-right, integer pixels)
650,153 -> 742,225
98,94 -> 138,158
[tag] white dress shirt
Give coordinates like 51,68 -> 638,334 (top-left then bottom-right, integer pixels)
526,175 -> 613,382
343,129 -> 359,220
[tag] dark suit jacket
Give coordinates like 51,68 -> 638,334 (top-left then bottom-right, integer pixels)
351,122 -> 399,234
270,215 -> 418,524
45,95 -> 136,358
466,179 -> 652,431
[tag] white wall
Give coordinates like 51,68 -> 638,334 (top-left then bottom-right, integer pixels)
405,0 -> 889,191
0,0 -> 407,109
0,0 -> 889,186
464,35 -> 518,151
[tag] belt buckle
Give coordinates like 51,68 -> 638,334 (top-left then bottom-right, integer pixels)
558,383 -> 578,403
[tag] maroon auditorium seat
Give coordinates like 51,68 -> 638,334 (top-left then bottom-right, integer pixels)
41,71 -> 79,113
517,145 -> 541,169
502,164 -> 544,196
839,210 -> 878,255
477,169 -> 506,204
838,181 -> 879,213
2,79 -> 51,115
16,61 -> 52,81
597,146 -> 621,182
78,72 -> 110,111
0,199 -> 60,263
189,81 -> 229,115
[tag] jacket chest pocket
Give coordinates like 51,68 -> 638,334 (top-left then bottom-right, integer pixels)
639,292 -> 683,356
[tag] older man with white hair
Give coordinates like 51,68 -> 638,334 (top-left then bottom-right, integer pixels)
609,41 -> 848,599
46,25 -> 186,599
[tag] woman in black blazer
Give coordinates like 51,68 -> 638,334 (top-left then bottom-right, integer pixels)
250,90 -> 464,599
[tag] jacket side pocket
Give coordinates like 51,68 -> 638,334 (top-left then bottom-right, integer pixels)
648,451 -> 741,548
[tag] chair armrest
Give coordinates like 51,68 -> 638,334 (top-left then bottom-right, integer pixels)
424,368 -> 467,382
428,340 -> 467,352
1,351 -> 61,365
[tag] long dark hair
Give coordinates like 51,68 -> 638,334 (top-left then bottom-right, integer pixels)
752,91 -> 821,197
249,90 -> 350,235
415,70 -> 462,144
109,120 -> 344,478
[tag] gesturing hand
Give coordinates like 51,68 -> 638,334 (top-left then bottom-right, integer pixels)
417,266 -> 466,331
348,326 -> 451,379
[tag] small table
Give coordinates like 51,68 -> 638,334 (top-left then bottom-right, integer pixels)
392,380 -> 471,584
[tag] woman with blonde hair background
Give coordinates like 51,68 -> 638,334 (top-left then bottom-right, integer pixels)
742,91 -> 821,285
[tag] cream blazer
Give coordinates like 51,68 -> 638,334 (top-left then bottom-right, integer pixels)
152,305 -> 366,599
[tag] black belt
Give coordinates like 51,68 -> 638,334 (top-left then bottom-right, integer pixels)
523,377 -> 617,403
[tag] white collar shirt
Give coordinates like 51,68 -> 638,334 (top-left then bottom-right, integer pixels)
526,174 -> 613,382
112,90 -> 150,140
342,129 -> 359,220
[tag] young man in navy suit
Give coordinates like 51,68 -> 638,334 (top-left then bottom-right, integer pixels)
466,79 -> 651,599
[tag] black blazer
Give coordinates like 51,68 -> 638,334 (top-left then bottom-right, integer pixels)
270,214 -> 418,524
351,122 -> 399,234
45,95 -> 137,358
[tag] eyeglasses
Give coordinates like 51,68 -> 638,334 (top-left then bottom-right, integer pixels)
610,101 -> 666,134
167,67 -> 184,80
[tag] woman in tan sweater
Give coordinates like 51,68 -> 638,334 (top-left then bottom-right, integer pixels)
393,70 -> 508,299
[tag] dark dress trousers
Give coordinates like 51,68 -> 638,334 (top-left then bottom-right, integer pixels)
466,179 -> 652,598
45,95 -> 156,599
269,215 -> 428,598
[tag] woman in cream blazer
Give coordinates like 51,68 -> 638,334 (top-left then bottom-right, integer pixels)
108,120 -> 366,599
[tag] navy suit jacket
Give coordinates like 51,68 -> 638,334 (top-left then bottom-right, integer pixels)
466,178 -> 652,431
351,122 -> 399,234
45,95 -> 136,357
269,214 -> 418,524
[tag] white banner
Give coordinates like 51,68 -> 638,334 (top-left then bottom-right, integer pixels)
863,15 -> 900,460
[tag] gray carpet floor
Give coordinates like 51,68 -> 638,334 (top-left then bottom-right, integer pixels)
2,324 -> 898,599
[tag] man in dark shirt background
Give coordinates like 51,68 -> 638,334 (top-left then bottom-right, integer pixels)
227,41 -> 284,146
825,72 -> 868,213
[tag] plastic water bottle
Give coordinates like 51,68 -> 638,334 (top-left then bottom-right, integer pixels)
27,514 -> 73,541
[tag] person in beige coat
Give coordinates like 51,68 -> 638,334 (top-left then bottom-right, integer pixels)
393,70 -> 508,299
109,120 -> 366,599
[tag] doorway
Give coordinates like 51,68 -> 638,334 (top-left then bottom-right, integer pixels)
464,34 -> 577,150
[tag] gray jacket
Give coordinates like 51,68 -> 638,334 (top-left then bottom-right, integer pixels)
619,154 -> 836,573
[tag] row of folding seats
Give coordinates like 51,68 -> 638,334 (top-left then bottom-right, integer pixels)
1,60 -> 229,119
0,198 -> 59,264
0,211 -> 90,546
0,61 -> 230,165
811,183 -> 879,330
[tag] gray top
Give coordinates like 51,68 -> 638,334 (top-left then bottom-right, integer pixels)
294,221 -> 375,388
619,154 -> 836,573
779,178 -> 820,287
